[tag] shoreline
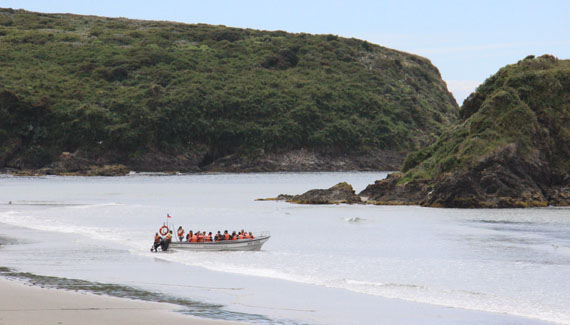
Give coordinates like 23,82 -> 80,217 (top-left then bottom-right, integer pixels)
0,276 -> 234,325
0,249 -> 559,325
0,148 -> 406,176
0,168 -> 393,177
0,272 -> 555,325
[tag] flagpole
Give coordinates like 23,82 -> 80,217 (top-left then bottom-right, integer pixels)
166,213 -> 173,232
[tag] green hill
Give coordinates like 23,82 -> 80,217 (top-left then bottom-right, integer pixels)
362,55 -> 570,207
0,8 -> 457,174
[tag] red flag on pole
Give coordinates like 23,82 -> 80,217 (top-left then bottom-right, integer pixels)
167,213 -> 171,218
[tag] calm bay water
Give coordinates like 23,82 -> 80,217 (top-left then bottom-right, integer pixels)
0,173 -> 569,324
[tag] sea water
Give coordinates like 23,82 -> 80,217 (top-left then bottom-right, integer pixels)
0,173 -> 569,324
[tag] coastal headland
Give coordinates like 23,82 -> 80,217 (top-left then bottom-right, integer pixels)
0,8 -> 456,175
272,56 -> 570,208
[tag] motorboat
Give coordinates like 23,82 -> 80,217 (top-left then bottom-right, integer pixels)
169,232 -> 270,251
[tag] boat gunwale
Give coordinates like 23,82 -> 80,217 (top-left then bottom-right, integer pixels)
170,235 -> 270,246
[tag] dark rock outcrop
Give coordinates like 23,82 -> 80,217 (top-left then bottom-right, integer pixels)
5,148 -> 406,176
421,144 -> 557,208
274,182 -> 362,204
36,152 -> 131,176
203,149 -> 405,172
359,173 -> 428,205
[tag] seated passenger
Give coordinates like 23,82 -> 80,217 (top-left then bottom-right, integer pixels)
238,233 -> 244,240
223,230 -> 230,240
244,232 -> 250,239
190,233 -> 198,243
249,232 -> 254,239
206,232 -> 213,242
187,231 -> 193,242
231,231 -> 237,240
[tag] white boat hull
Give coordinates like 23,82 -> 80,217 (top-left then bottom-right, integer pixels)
169,235 -> 270,251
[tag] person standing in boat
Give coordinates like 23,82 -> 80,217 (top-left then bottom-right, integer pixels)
161,230 -> 173,251
177,226 -> 185,242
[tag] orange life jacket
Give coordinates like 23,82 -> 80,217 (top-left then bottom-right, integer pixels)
190,235 -> 198,243
232,235 -> 237,240
205,235 -> 212,242
238,234 -> 244,240
244,233 -> 250,239
224,234 -> 230,240
198,234 -> 204,242
177,229 -> 184,237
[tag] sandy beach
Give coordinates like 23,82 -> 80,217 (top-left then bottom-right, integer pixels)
0,277 -> 232,325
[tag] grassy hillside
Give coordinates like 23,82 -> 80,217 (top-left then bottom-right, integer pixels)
0,8 -> 458,171
377,55 -> 570,207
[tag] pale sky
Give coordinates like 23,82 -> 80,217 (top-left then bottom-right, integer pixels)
2,0 -> 569,105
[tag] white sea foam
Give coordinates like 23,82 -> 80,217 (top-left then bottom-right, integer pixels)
131,244 -> 570,324
67,202 -> 123,209
0,210 -> 136,244
343,216 -> 364,223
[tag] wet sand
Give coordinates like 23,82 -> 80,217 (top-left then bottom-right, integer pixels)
0,278 -> 233,325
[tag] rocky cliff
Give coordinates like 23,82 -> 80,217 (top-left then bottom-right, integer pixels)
362,55 -> 570,208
